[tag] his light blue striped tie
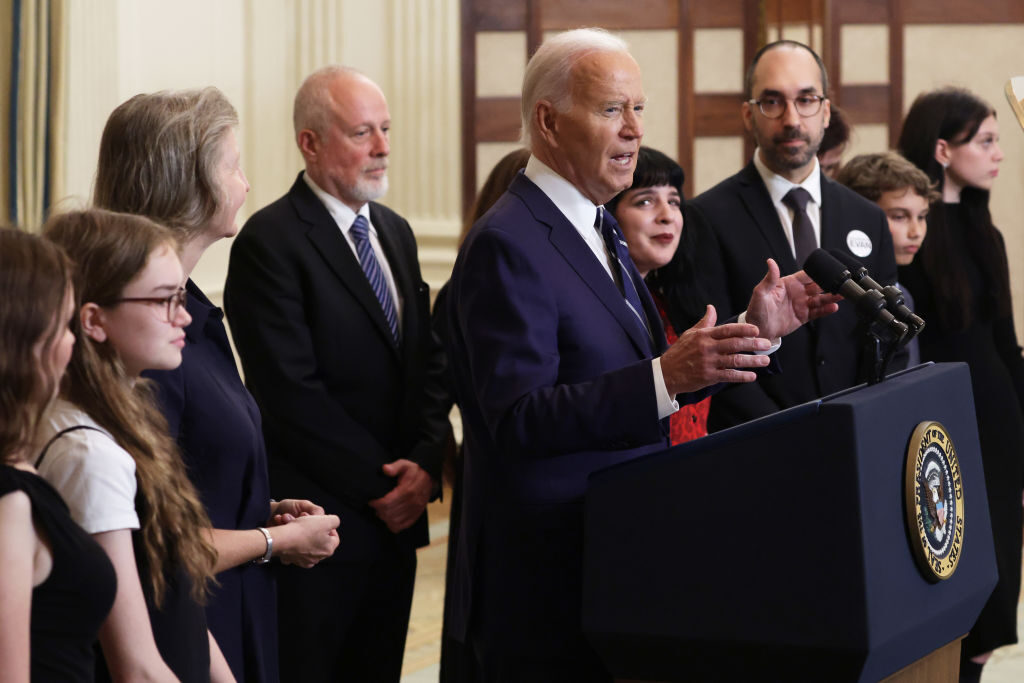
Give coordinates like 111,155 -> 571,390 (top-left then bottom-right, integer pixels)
350,215 -> 400,343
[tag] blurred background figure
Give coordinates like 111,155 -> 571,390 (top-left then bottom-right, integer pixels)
0,227 -> 116,682
433,146 -> 530,683
898,86 -> 1023,683
817,105 -> 850,178
606,146 -> 711,443
836,151 -> 939,367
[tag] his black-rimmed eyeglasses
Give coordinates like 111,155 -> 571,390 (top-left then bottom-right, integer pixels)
103,288 -> 188,322
747,94 -> 827,119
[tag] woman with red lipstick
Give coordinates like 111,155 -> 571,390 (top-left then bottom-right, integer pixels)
606,146 -> 710,443
898,87 -> 1024,683
37,209 -> 232,681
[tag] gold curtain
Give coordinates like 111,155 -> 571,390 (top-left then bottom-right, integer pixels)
1,0 -> 66,231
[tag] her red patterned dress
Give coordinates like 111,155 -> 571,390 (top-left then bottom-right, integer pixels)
653,291 -> 710,444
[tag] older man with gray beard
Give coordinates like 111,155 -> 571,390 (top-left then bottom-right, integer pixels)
225,66 -> 450,682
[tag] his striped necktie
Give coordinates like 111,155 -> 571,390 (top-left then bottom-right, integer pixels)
597,207 -> 653,350
349,215 -> 400,343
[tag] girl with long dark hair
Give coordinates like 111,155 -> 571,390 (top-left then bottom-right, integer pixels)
0,227 -> 116,681
898,87 -> 1024,682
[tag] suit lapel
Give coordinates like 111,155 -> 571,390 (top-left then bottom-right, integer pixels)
735,163 -> 799,273
510,175 -> 654,358
818,177 -> 847,254
289,177 -> 401,355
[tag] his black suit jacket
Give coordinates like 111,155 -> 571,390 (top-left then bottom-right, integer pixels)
680,161 -> 898,431
224,172 -> 449,680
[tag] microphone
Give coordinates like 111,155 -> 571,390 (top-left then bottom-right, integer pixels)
803,249 -> 908,343
828,250 -> 925,338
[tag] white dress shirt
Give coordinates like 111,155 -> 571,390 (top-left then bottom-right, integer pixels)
524,156 -> 679,419
303,173 -> 403,331
753,149 -> 823,259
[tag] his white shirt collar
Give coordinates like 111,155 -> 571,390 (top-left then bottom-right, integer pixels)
302,172 -> 372,231
524,155 -> 603,232
752,149 -> 822,208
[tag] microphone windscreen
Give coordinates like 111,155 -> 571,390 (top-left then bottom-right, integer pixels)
828,249 -> 864,272
803,248 -> 849,293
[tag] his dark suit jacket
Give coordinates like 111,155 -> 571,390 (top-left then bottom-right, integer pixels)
225,173 -> 447,544
681,161 -> 898,431
223,173 -> 449,679
447,173 -> 716,672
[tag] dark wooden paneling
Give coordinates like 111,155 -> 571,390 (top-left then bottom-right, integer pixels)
475,97 -> 522,142
538,0 -> 678,30
472,0 -> 527,30
888,0 -> 904,147
527,0 -> 542,56
678,0 -> 695,198
833,0 -> 889,24
823,0 -> 840,99
765,0 -> 818,24
743,0 -> 760,161
840,84 -> 890,124
693,94 -> 746,136
904,0 -> 1024,23
692,0 -> 744,28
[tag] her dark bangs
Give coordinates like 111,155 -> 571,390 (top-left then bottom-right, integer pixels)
631,147 -> 685,196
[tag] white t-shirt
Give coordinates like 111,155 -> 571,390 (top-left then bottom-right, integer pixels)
36,399 -> 140,534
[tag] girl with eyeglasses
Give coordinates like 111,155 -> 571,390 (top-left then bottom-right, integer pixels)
0,227 -> 117,682
92,88 -> 339,683
38,209 -> 231,682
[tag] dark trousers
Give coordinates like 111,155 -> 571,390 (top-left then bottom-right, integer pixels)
276,536 -> 417,683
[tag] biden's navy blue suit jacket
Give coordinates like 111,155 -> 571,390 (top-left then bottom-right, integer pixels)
446,172 -> 719,659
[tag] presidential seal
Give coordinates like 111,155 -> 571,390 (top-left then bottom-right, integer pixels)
905,421 -> 964,581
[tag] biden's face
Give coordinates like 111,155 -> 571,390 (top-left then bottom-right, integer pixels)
549,51 -> 646,205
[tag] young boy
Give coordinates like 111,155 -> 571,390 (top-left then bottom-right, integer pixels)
836,151 -> 939,366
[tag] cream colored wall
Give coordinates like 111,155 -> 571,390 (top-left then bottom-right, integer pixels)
60,0 -> 461,301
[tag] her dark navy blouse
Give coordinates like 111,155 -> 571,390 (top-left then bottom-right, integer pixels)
145,280 -> 278,683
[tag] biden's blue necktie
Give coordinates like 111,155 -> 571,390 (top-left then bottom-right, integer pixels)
597,207 -> 652,349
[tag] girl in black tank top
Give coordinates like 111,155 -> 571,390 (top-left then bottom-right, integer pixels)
0,228 -> 116,681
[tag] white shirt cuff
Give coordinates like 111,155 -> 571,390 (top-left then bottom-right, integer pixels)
652,357 -> 680,419
738,310 -> 782,355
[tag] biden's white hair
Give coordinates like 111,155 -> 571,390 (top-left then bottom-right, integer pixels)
520,28 -> 629,149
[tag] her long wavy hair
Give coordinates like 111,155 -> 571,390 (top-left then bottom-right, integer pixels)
897,87 -> 1009,331
0,228 -> 72,465
43,209 -> 217,606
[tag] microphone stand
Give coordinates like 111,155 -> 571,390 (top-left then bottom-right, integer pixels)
859,318 -> 905,385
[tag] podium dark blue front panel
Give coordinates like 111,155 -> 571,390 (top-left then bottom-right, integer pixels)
583,363 -> 997,681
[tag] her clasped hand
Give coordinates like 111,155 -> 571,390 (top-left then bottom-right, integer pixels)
266,499 -> 339,568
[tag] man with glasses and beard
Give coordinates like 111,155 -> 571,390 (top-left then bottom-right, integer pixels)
677,40 -> 899,432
